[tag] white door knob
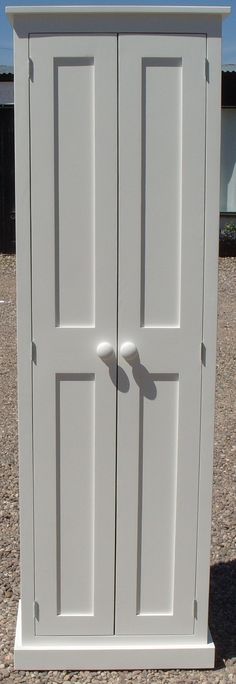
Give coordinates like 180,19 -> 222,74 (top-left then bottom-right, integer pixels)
120,341 -> 138,364
97,341 -> 114,363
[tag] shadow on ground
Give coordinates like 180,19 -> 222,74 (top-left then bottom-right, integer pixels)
209,559 -> 236,667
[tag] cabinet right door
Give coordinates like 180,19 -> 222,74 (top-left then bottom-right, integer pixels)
116,34 -> 206,635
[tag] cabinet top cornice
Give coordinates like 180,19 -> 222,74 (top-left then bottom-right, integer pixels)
6,5 -> 231,23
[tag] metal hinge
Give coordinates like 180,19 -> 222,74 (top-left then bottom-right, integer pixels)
32,341 -> 37,365
201,342 -> 206,367
205,58 -> 210,83
28,57 -> 34,82
193,599 -> 198,620
33,600 -> 39,621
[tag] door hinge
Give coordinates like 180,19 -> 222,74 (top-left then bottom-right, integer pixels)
201,342 -> 206,367
205,58 -> 210,83
28,57 -> 34,82
33,600 -> 39,621
32,341 -> 37,365
193,599 -> 198,620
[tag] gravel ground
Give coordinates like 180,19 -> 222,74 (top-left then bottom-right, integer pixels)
0,254 -> 235,684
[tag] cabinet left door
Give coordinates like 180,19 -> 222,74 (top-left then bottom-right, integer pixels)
29,35 -> 117,636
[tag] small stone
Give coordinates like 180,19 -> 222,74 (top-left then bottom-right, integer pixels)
5,589 -> 13,598
0,668 -> 10,678
4,653 -> 12,663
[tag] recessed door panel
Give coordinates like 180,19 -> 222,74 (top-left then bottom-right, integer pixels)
55,58 -> 95,328
56,374 -> 95,616
116,34 -> 206,635
141,58 -> 182,328
137,374 -> 179,616
30,34 -> 117,636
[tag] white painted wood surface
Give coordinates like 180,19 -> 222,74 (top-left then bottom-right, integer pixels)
116,33 -> 206,636
30,34 -> 117,636
6,5 -> 231,16
7,4 -> 226,670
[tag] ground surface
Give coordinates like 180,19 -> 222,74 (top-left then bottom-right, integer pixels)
0,255 -> 235,684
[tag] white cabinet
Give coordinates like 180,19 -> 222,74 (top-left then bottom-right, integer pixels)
7,4 -> 229,671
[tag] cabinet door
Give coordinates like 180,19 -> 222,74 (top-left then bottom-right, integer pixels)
30,35 -> 117,636
116,35 -> 206,635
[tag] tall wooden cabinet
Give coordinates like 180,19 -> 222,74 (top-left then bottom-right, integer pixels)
7,4 -> 229,670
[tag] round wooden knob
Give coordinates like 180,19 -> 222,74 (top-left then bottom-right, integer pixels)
97,342 -> 114,362
120,341 -> 138,364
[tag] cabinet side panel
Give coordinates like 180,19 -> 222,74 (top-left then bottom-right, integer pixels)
195,34 -> 222,642
14,32 -> 35,640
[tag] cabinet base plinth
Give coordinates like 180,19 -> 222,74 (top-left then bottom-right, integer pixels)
14,645 -> 215,671
15,603 -> 215,670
